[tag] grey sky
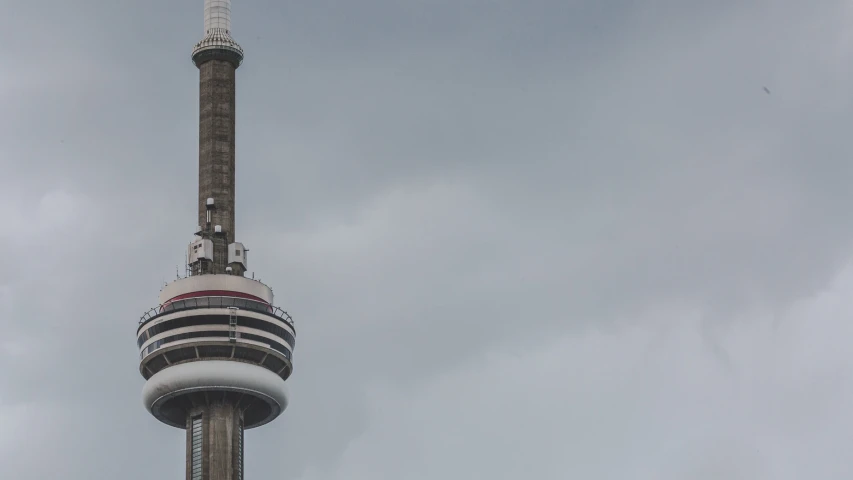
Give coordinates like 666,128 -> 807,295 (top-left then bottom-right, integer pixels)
3,0 -> 853,478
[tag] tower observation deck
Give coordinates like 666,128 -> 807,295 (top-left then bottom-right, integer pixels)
137,2 -> 294,479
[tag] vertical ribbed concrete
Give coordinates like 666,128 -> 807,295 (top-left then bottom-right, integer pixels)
197,58 -> 237,274
186,403 -> 244,480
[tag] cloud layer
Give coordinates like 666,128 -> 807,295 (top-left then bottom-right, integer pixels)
3,0 -> 853,478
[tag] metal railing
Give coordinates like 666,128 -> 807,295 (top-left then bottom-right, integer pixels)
139,296 -> 294,328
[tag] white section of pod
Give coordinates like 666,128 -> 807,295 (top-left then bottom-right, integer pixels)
142,360 -> 288,428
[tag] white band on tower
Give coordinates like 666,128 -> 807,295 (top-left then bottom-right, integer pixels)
204,0 -> 232,34
193,0 -> 242,62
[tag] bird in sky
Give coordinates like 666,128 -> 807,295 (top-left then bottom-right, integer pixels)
763,86 -> 771,94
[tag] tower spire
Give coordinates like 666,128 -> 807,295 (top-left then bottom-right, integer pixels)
204,0 -> 232,34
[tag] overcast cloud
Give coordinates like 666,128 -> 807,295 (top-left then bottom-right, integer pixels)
3,0 -> 853,478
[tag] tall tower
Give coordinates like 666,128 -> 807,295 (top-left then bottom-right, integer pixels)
137,2 -> 295,479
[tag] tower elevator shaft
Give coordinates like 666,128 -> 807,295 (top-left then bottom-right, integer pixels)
186,403 -> 244,480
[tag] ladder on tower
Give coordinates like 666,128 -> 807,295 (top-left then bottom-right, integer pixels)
228,307 -> 238,342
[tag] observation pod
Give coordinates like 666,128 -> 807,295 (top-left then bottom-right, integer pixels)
137,275 -> 295,429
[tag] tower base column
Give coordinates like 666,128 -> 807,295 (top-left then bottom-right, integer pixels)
186,402 -> 244,480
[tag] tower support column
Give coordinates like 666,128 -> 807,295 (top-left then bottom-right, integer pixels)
197,57 -> 238,274
186,403 -> 244,480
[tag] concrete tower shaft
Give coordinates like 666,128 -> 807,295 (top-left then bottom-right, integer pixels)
197,59 -> 237,274
192,0 -> 243,276
186,404 -> 244,480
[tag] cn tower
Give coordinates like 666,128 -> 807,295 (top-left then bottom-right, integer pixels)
136,2 -> 295,479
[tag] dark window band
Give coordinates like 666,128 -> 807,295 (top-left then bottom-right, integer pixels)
139,296 -> 293,330
138,314 -> 295,350
141,330 -> 293,360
